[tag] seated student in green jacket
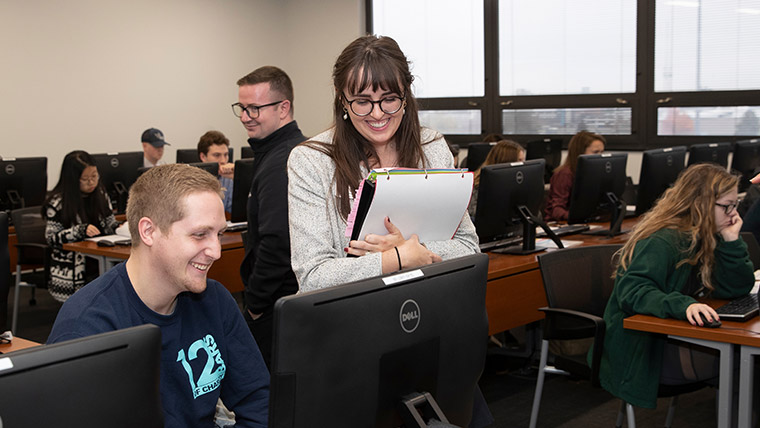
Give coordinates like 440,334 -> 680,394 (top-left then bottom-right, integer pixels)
598,163 -> 754,409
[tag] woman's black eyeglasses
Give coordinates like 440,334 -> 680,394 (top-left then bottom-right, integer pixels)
715,200 -> 740,214
342,93 -> 405,117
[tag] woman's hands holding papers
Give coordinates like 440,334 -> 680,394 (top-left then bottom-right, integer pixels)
346,217 -> 442,273
347,217 -> 405,255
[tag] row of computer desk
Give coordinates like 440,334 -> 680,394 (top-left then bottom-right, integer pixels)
485,217 -> 758,427
9,217 -> 760,426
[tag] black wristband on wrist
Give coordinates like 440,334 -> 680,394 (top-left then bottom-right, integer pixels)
394,246 -> 402,271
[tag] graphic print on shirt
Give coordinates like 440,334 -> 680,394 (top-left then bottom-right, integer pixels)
177,334 -> 227,399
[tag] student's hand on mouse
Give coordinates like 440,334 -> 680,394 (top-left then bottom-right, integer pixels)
347,217 -> 405,256
219,163 -> 235,179
686,303 -> 719,326
719,210 -> 742,242
85,224 -> 101,237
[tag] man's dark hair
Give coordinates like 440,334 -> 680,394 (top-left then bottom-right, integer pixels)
197,130 -> 230,156
237,66 -> 294,108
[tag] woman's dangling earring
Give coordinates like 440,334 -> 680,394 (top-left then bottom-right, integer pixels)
402,108 -> 406,115
342,107 -> 348,120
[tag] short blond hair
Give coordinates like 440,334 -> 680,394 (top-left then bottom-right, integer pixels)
126,164 -> 223,246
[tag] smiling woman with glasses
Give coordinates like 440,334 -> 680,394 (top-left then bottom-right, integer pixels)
43,150 -> 119,302
597,163 -> 754,410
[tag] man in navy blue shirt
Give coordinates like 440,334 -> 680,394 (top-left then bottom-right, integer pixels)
48,164 -> 269,428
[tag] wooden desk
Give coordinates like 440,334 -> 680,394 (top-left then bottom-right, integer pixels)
0,337 -> 40,354
485,218 -> 636,335
62,232 -> 246,294
625,305 -> 760,428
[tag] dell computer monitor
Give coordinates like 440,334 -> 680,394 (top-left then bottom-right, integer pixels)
177,147 -> 234,164
91,151 -> 143,214
269,253 -> 489,428
635,146 -> 686,216
567,153 -> 628,236
230,158 -> 254,223
474,159 -> 560,254
464,142 -> 495,171
687,142 -> 731,168
188,162 -> 220,177
731,139 -> 760,192
241,146 -> 254,159
0,325 -> 163,428
525,138 -> 562,183
0,157 -> 47,213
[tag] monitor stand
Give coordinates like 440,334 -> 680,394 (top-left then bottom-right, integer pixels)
113,181 -> 128,214
497,205 -> 564,255
6,190 -> 23,211
399,392 -> 459,428
582,192 -> 628,238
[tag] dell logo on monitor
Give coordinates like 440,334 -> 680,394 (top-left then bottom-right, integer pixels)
400,299 -> 420,333
110,158 -> 120,168
4,164 -> 14,175
515,171 -> 524,184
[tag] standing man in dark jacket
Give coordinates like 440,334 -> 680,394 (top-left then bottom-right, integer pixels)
233,66 -> 306,369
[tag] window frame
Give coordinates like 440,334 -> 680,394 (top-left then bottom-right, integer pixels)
366,0 -> 760,150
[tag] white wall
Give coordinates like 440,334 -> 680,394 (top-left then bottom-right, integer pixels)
0,0 -> 363,185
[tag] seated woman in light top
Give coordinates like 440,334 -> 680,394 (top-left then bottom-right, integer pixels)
44,150 -> 119,302
598,163 -> 753,409
286,35 -> 480,293
544,130 -> 605,221
467,139 -> 525,218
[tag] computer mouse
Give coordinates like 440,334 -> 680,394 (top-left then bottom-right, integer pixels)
97,239 -> 115,247
698,313 -> 721,328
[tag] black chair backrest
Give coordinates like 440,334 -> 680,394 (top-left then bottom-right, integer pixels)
537,244 -> 622,317
741,231 -> 760,271
0,212 -> 10,332
10,206 -> 47,266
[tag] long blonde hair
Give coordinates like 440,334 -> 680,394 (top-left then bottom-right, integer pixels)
617,163 -> 739,291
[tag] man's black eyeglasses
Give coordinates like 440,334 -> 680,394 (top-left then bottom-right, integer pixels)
231,100 -> 284,119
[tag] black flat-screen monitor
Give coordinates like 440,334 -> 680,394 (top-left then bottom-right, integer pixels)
687,142 -> 731,168
731,139 -> 760,192
188,162 -> 220,177
464,142 -> 495,171
177,147 -> 234,164
241,146 -> 254,159
269,253 -> 489,428
567,153 -> 628,236
525,138 -> 562,183
0,325 -> 163,428
230,158 -> 254,223
475,159 -> 561,254
0,157 -> 48,213
91,151 -> 143,214
635,146 -> 686,216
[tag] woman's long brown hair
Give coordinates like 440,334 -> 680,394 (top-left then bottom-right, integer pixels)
304,35 -> 430,220
616,163 -> 739,291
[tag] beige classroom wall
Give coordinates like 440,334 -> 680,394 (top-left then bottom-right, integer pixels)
0,0 -> 364,184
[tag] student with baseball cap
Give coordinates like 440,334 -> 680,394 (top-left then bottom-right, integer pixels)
141,127 -> 171,168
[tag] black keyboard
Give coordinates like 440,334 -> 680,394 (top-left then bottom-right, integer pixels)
540,224 -> 590,238
715,294 -> 759,322
479,235 -> 523,252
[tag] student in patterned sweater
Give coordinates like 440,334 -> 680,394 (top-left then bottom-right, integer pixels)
43,150 -> 119,302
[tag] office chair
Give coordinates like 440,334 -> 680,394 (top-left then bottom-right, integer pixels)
9,206 -> 50,334
0,212 -> 10,333
740,231 -> 760,270
529,244 -> 621,428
